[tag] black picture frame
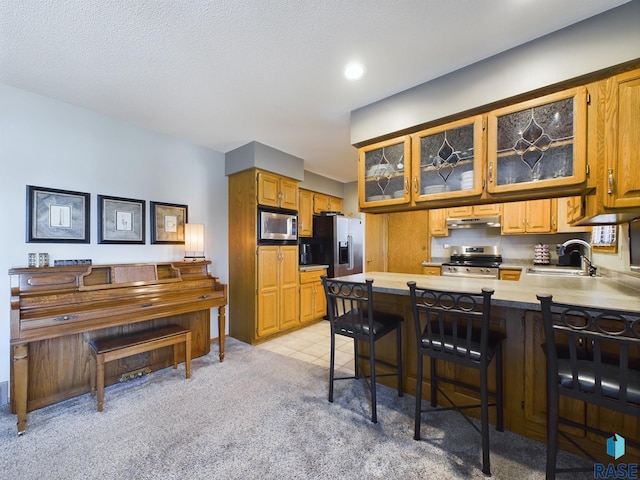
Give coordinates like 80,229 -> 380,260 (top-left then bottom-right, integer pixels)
98,195 -> 146,244
26,185 -> 90,243
150,201 -> 188,244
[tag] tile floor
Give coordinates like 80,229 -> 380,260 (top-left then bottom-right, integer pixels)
256,320 -> 355,373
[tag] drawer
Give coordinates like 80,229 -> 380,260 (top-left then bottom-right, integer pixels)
299,269 -> 327,284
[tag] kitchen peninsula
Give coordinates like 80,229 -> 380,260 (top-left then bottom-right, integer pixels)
335,270 -> 640,463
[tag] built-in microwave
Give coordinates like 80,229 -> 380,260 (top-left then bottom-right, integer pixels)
258,207 -> 298,245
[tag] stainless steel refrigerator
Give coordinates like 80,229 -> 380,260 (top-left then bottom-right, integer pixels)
311,215 -> 363,278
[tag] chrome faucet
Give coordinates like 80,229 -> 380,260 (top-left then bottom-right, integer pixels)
560,239 -> 597,276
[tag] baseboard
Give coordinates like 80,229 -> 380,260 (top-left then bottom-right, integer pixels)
0,381 -> 7,405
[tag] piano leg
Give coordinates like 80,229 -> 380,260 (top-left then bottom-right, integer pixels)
12,344 -> 28,435
218,305 -> 226,362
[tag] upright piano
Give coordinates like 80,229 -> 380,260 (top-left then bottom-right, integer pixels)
9,260 -> 227,434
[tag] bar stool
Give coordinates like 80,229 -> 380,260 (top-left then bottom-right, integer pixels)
322,276 -> 403,423
537,294 -> 640,479
408,281 -> 505,476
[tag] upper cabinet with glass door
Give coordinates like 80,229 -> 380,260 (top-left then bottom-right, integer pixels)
359,136 -> 411,208
486,87 -> 588,195
411,116 -> 484,203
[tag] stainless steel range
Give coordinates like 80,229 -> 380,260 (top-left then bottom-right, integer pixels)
441,245 -> 502,279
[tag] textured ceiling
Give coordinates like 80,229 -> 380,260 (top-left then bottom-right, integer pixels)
0,0 -> 630,183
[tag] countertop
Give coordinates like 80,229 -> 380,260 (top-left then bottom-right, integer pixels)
299,264 -> 329,272
333,271 -> 640,312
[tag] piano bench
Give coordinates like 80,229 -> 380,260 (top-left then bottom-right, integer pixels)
89,324 -> 192,412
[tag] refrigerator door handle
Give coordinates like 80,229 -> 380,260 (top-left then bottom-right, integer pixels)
347,234 -> 354,270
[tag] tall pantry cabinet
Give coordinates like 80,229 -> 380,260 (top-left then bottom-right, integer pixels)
228,168 -> 300,344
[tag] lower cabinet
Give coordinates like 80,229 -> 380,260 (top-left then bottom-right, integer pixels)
422,265 -> 441,276
499,268 -> 522,281
299,268 -> 327,323
257,245 -> 299,337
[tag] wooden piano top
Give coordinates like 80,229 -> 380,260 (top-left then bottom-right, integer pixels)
9,261 -> 227,344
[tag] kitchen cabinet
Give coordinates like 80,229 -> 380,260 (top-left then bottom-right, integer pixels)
257,170 -> 299,210
501,199 -> 556,234
422,266 -> 441,276
298,189 -> 313,237
411,116 -> 485,203
359,136 -> 411,208
447,203 -> 501,218
603,68 -> 640,210
313,193 -> 343,214
299,268 -> 327,323
487,87 -> 588,195
428,208 -> 448,237
387,210 -> 429,274
555,196 -> 591,233
299,189 -> 344,237
257,245 -> 299,337
499,269 -> 521,281
229,169 -> 301,345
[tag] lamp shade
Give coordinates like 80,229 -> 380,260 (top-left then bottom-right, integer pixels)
184,223 -> 205,260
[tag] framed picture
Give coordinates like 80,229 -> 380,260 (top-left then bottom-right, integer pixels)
150,201 -> 188,244
26,185 -> 90,243
98,195 -> 146,244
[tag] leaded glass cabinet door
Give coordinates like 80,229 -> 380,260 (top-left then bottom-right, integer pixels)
358,136 -> 410,208
487,87 -> 587,194
411,116 -> 484,203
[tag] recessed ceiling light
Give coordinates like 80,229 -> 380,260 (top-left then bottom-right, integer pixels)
344,63 -> 365,80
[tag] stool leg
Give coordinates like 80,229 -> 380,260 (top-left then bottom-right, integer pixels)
353,338 -> 359,379
480,362 -> 491,476
369,337 -> 377,424
328,332 -> 335,403
546,375 -> 560,479
90,352 -> 96,397
396,324 -> 403,397
96,355 -> 105,412
495,343 -> 504,432
414,353 -> 423,440
173,342 -> 178,369
185,332 -> 192,379
430,358 -> 437,407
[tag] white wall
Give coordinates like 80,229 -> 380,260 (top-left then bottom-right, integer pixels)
0,84 -> 229,392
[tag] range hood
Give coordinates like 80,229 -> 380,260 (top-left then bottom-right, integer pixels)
446,215 -> 501,229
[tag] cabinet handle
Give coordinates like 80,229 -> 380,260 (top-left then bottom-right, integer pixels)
53,314 -> 79,321
199,294 -> 210,299
607,168 -> 614,195
413,176 -> 418,194
404,176 -> 409,194
488,162 -> 493,183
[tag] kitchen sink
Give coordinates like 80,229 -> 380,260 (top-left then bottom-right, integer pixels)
525,267 -> 598,277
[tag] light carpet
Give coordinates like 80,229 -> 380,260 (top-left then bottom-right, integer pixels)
0,338 -> 591,479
